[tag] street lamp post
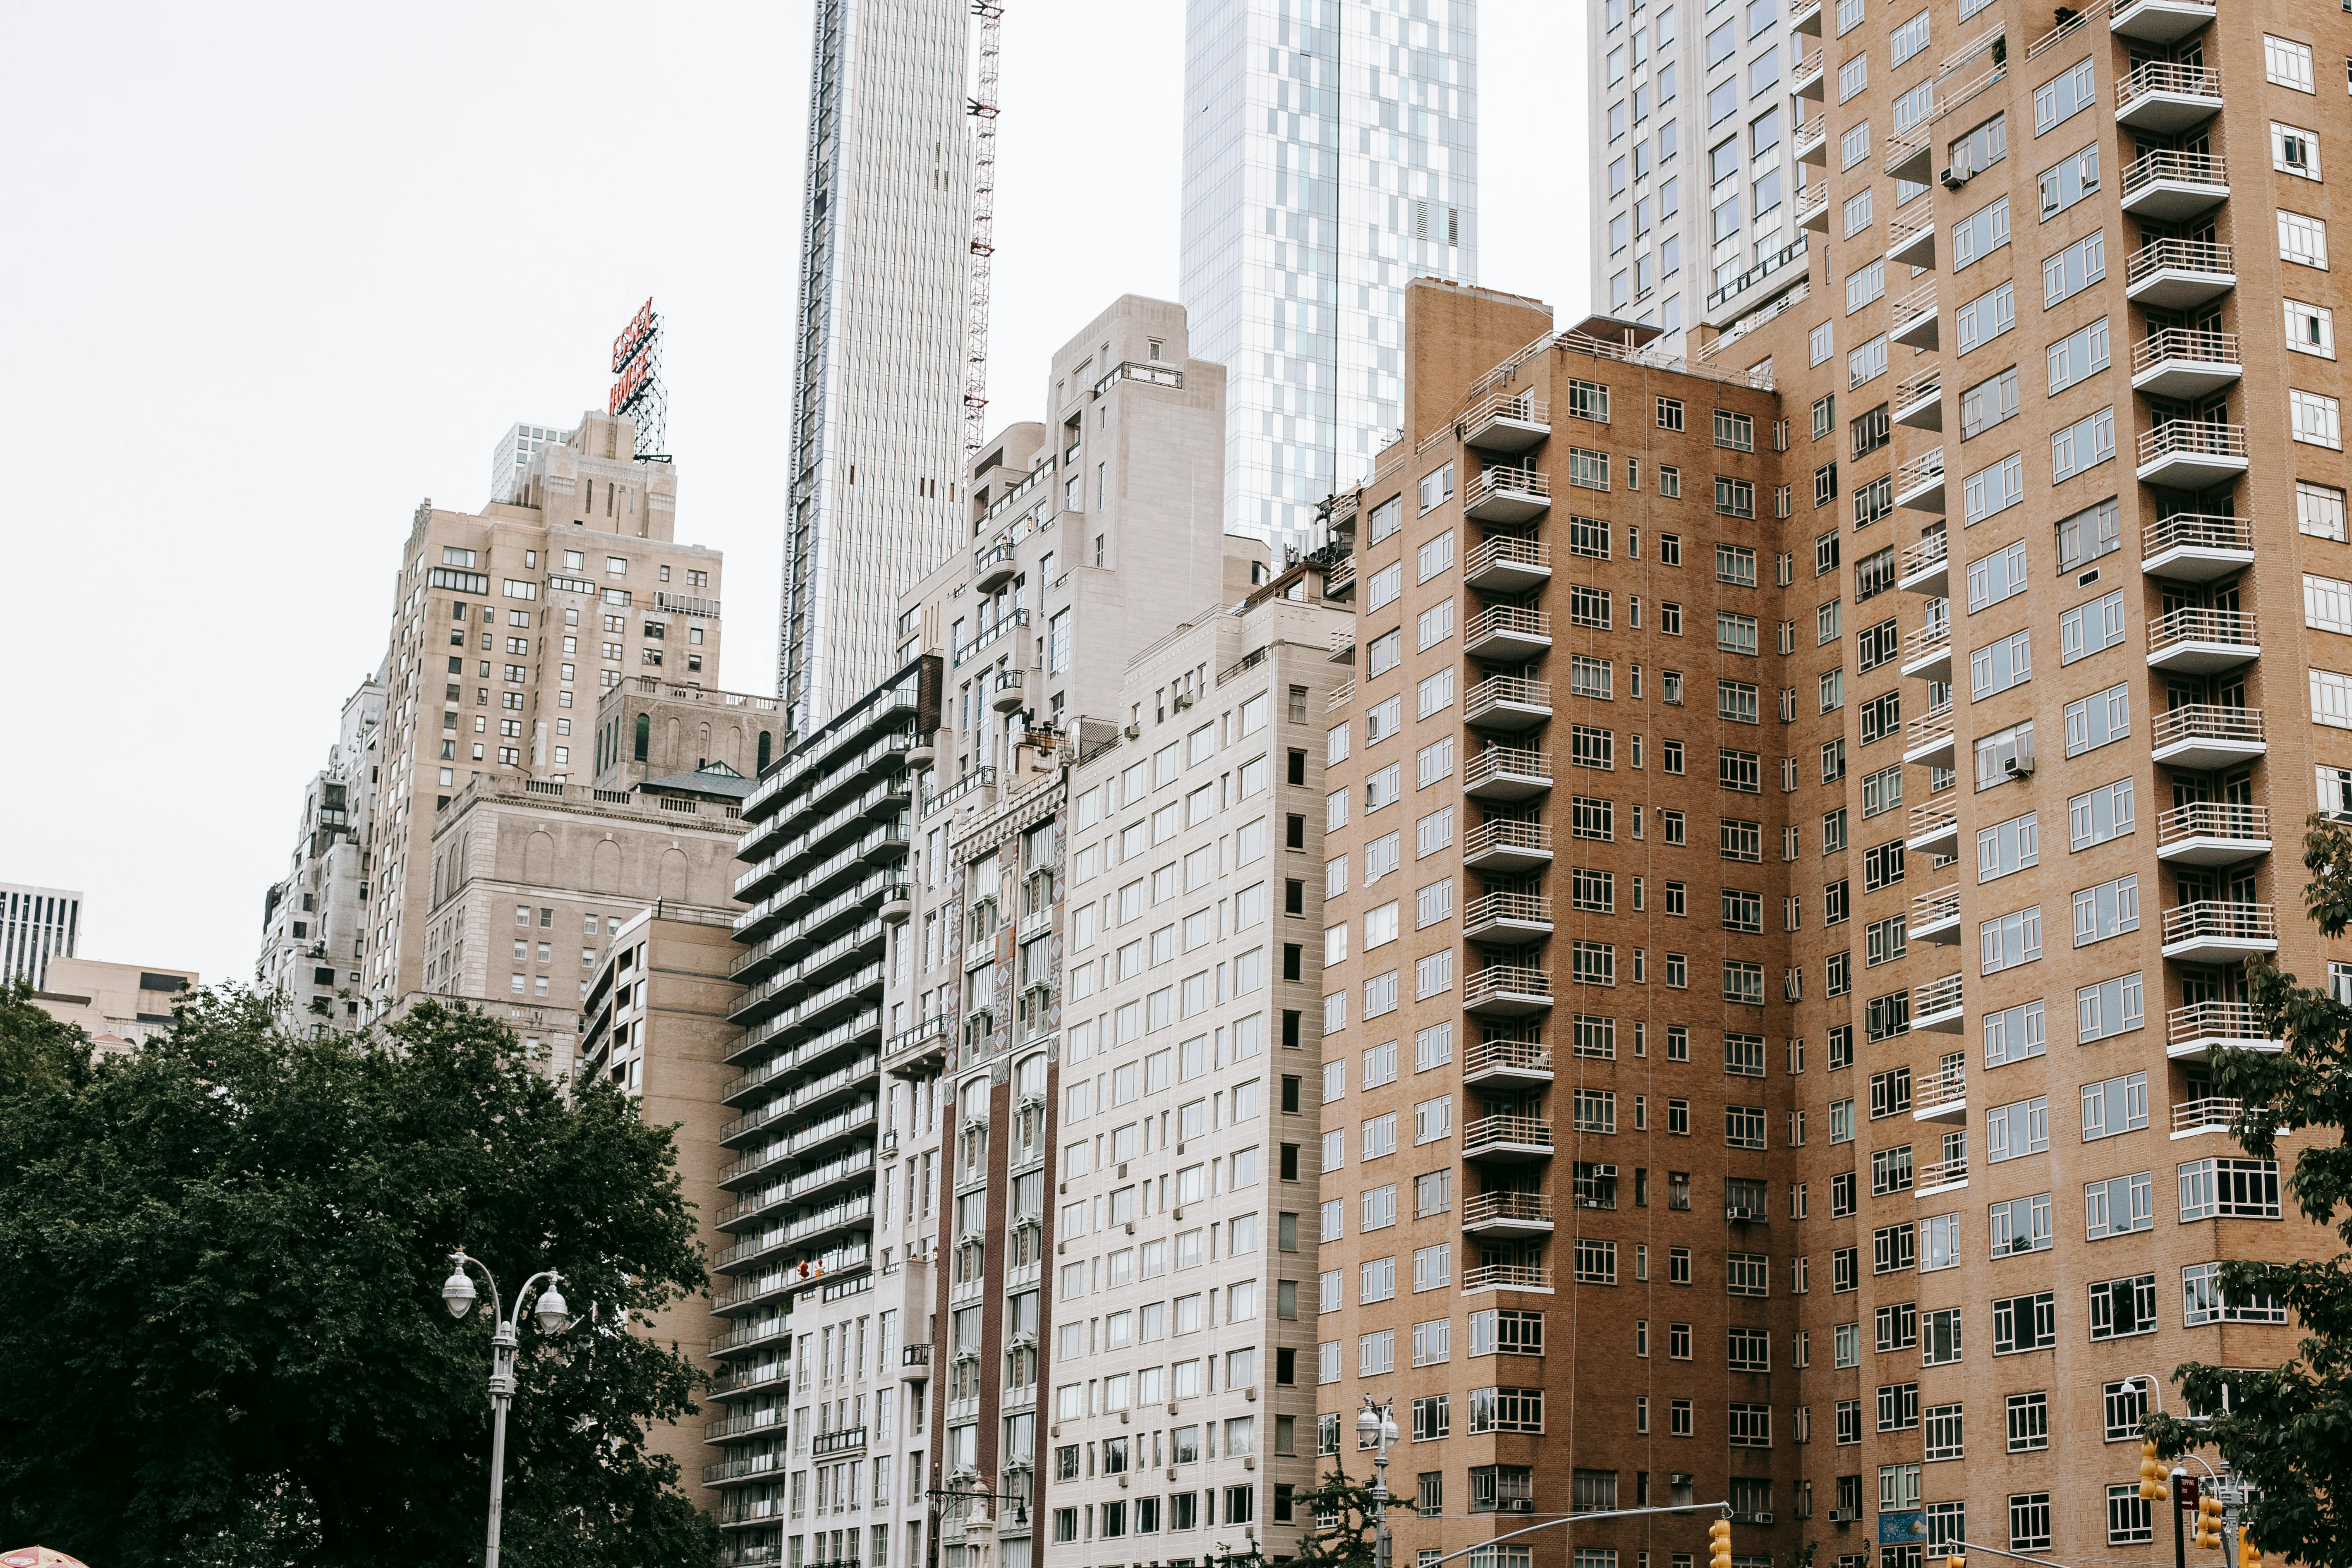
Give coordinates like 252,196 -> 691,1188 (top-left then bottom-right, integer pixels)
1357,1393 -> 1400,1568
441,1250 -> 573,1568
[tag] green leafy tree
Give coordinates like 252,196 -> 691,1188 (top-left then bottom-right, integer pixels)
2144,816 -> 2352,1564
0,987 -> 719,1568
1281,1466 -> 1384,1568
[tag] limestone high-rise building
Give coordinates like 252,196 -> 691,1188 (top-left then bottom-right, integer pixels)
2,883 -> 81,991
1181,0 -> 1480,553
778,0 -> 973,737
354,412 -> 728,1009
259,665 -> 384,1029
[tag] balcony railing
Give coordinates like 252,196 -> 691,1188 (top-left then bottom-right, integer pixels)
1463,816 -> 1552,861
1464,965 -> 1554,1008
1902,621 -> 1950,664
1462,1262 -> 1554,1292
2153,703 -> 2265,751
1464,1036 -> 1554,1078
2144,512 -> 2253,560
1463,745 -> 1553,796
2122,148 -> 2228,195
1468,465 -> 1552,505
1905,702 -> 1955,749
2172,1096 -> 2243,1137
2116,58 -> 2222,115
1908,800 -> 1957,840
1914,972 -> 1964,1019
1896,448 -> 1945,495
2163,901 -> 2278,946
1464,675 -> 1553,720
1915,1064 -> 1966,1114
2148,606 -> 2257,657
1464,889 -> 1552,932
1899,531 -> 1948,579
2025,3 -> 2093,60
1793,113 -> 1827,160
2158,802 -> 2269,848
2133,327 -> 2241,376
2169,1001 -> 2278,1051
1463,1190 -> 1554,1228
1894,366 -> 1941,412
1890,282 -> 1939,335
2139,419 -> 2248,464
1916,1154 -> 1969,1188
2127,236 -> 2233,288
1465,1113 -> 1554,1153
1463,532 -> 1551,580
1464,603 -> 1553,647
1911,883 -> 1961,930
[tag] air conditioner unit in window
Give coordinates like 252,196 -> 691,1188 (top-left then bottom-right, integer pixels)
1940,165 -> 1970,189
1829,1507 -> 1859,1524
1124,723 -> 1142,739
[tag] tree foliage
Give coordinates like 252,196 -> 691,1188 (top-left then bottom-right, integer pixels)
0,987 -> 719,1567
2144,817 -> 2352,1564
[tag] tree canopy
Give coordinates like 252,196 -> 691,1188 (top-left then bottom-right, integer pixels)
0,984 -> 719,1567
2144,817 -> 2352,1564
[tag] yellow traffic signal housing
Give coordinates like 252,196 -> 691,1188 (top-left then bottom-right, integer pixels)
2194,1495 -> 2225,1549
2139,1441 -> 2171,1502
1708,1518 -> 1733,1568
2238,1529 -> 2260,1568
1945,1555 -> 1967,1568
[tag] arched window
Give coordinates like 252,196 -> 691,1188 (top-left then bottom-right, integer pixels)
757,730 -> 773,771
633,712 -> 650,762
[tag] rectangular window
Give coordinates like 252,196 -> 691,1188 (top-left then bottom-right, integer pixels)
2043,230 -> 2106,308
2046,318 -> 2109,394
2050,407 -> 2116,483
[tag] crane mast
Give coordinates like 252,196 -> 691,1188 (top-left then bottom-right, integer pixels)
963,1 -> 1003,456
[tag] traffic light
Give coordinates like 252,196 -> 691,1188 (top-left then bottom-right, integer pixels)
2194,1494 -> 2225,1550
1945,1555 -> 1967,1568
1708,1518 -> 1733,1568
2238,1528 -> 2260,1568
2139,1441 -> 2171,1502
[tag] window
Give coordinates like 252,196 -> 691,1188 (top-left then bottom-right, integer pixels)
1992,1292 -> 2055,1354
2071,874 -> 2140,946
1963,452 -> 2024,525
2037,143 -> 2100,219
1966,540 -> 2027,611
2055,496 -> 2120,571
1847,334 -> 1888,389
2045,319 -> 2108,395
2006,1394 -> 2048,1453
2295,390 -> 2345,450
2051,407 -> 2115,483
2062,682 -> 2129,756
2067,778 -> 2134,851
2076,972 -> 2144,1043
2032,57 -> 2095,134
2043,230 -> 2106,308
2288,298 -> 2337,359
2183,1261 -> 2287,1325
1956,280 -> 2016,354
2281,210 -> 2330,269
1971,630 -> 2032,699
1986,1096 -> 2049,1163
2266,33 -> 2316,92
2011,1492 -> 2053,1551
2178,1157 -> 2280,1221
2085,1171 -> 2153,1240
2081,1072 -> 2150,1142
2089,1274 -> 2158,1340
2059,589 -> 2125,664
1838,54 -> 1867,103
1960,366 -> 2020,439
1989,1193 -> 2053,1257
2274,122 -> 2322,180
1953,196 -> 2011,270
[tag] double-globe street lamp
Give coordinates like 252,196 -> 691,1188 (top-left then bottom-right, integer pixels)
1357,1393 -> 1401,1568
441,1250 -> 573,1568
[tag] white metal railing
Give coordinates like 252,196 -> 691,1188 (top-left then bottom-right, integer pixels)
1325,679 -> 1354,713
1464,1036 -> 1554,1078
1903,621 -> 1950,662
1463,817 -> 1552,859
2111,0 -> 2213,22
1891,282 -> 1939,333
1909,799 -> 1958,839
1464,1113 -> 1554,1153
1895,366 -> 1941,410
2140,420 -> 2247,466
2158,802 -> 2269,847
1911,884 -> 1961,928
1906,702 -> 1956,747
1465,965 -> 1554,1007
2026,3 -> 2093,60
2117,59 -> 2222,113
1464,745 -> 1552,790
1791,50 -> 1824,82
1466,603 -> 1553,644
1794,114 -> 1827,153
1915,1063 -> 1966,1111
2144,512 -> 2253,558
1917,1154 -> 1969,1187
1900,531 -> 1949,578
1882,123 -> 1931,173
2163,901 -> 2278,946
2134,328 -> 2240,375
2169,1001 -> 2277,1049
1462,1263 -> 1554,1291
1465,533 -> 1551,578
2172,1096 -> 2242,1137
2148,606 -> 2256,655
1466,675 -> 1554,716
2153,703 -> 2265,749
1463,1190 -> 1554,1227
1470,465 -> 1552,504
2128,236 -> 2233,285
1914,973 -> 1964,1018
1897,447 -> 1946,493
1466,890 -> 1552,930
1461,390 -> 1550,435
1887,216 -> 1935,255
2124,148 -> 2227,194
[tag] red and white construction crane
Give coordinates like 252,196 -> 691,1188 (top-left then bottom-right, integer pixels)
963,1 -> 1004,457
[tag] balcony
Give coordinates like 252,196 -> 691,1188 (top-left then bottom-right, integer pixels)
2131,328 -> 2242,400
2137,420 -> 2248,490
1463,816 -> 1553,873
1906,798 -> 1959,857
2152,704 -> 2266,770
907,730 -> 937,771
2142,513 -> 2254,582
1883,124 -> 1932,183
1463,533 -> 1552,594
1463,1113 -> 1554,1162
1463,603 -> 1554,662
1895,448 -> 1946,514
1464,745 -> 1553,802
1795,182 -> 1830,234
2120,149 -> 2228,221
704,1454 -> 786,1489
1323,555 -> 1356,601
879,883 -> 913,925
2160,900 -> 2279,963
2109,0 -> 2215,46
2126,238 -> 2234,309
1463,465 -> 1551,524
1899,620 -> 1952,682
974,540 -> 1018,593
1462,1036 -> 1554,1088
1894,367 -> 1942,431
1793,114 -> 1828,165
1791,0 -> 1822,34
2168,1001 -> 2284,1061
883,1012 -> 952,1077
1897,531 -> 1950,595
1886,216 -> 1935,270
2146,606 -> 2258,675
1461,392 -> 1550,455
1462,1190 -> 1555,1239
1461,1262 -> 1555,1294
902,1342 -> 933,1374
990,668 -> 1026,713
2170,1096 -> 2243,1140
1705,236 -> 1810,326
1910,884 -> 1962,944
2115,59 -> 2223,132
1914,1064 -> 1967,1123
1889,282 -> 1940,350
1464,675 -> 1553,733
2157,802 -> 2271,866
1327,679 -> 1353,713
811,1426 -> 868,1459
1465,889 -> 1553,941
1916,1154 -> 1969,1193
1463,964 -> 1554,1017
1902,701 -> 1956,768
1913,973 -> 1964,1033
1790,49 -> 1825,98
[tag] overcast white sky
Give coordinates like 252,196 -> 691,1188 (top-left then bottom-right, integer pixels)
2,2 -> 1589,986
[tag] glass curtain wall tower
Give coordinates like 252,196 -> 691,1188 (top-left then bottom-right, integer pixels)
1181,0 -> 1480,555
781,0 -> 973,737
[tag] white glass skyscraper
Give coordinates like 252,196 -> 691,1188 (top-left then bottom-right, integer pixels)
1181,0 -> 1479,552
778,0 -> 972,736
